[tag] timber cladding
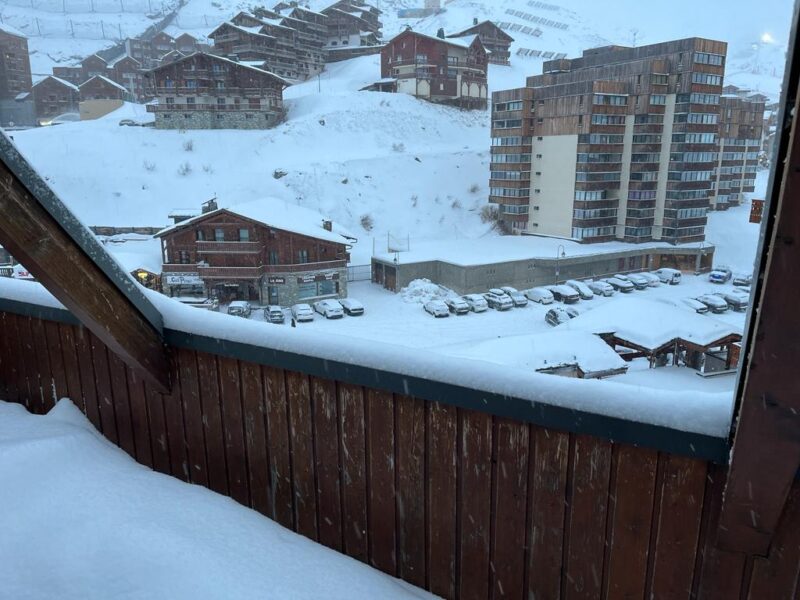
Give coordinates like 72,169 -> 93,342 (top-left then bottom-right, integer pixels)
0,309 -> 798,599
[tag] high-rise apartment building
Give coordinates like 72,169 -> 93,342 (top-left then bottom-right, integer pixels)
490,38 -> 727,244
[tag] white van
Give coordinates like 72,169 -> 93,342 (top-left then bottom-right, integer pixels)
653,268 -> 682,285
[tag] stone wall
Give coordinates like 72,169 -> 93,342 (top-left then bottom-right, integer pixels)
154,110 -> 279,130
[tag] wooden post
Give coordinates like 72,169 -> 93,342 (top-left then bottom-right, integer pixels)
718,76 -> 800,553
0,134 -> 171,392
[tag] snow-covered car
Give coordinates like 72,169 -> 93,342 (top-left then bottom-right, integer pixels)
339,298 -> 364,316
545,306 -> 579,327
264,305 -> 285,323
622,273 -> 650,290
444,296 -> 470,315
500,286 -> 528,307
695,294 -> 729,314
43,112 -> 80,126
652,268 -> 682,285
708,270 -> 732,284
565,280 -> 594,300
483,290 -> 514,310
524,287 -> 554,304
291,303 -> 314,322
586,280 -> 614,297
424,299 -> 450,318
681,298 -> 709,314
638,272 -> 661,287
314,299 -> 344,319
176,297 -> 219,311
602,277 -> 635,293
713,291 -> 749,312
227,301 -> 252,318
462,294 -> 489,312
732,273 -> 753,287
546,285 -> 580,304
118,119 -> 138,126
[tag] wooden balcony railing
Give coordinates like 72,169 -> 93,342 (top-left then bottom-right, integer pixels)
196,241 -> 262,253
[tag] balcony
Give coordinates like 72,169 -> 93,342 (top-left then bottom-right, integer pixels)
198,265 -> 263,279
196,241 -> 261,254
264,259 -> 347,273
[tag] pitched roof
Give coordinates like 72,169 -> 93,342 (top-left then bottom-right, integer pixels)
447,20 -> 514,42
147,52 -> 292,87
108,53 -> 141,68
155,198 -> 357,245
0,22 -> 26,38
389,29 -> 487,53
33,75 -> 80,92
79,74 -> 128,92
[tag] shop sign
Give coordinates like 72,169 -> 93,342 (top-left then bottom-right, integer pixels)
267,276 -> 286,285
164,273 -> 203,286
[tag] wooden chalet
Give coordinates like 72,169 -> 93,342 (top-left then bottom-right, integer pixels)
380,29 -> 489,109
447,20 -> 514,65
78,75 -> 129,101
32,76 -> 80,122
144,52 -> 289,130
155,198 -> 354,305
1,10 -> 800,600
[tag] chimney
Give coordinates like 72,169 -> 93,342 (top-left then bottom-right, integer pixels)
437,27 -> 445,39
202,197 -> 218,213
322,219 -> 333,231
473,17 -> 478,25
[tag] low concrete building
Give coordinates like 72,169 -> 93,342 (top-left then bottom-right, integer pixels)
371,235 -> 714,293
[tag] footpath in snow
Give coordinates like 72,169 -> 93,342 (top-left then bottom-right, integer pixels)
0,400 -> 436,600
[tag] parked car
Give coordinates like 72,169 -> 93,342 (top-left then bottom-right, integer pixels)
695,294 -> 729,314
462,294 -> 489,312
500,286 -> 529,307
227,300 -> 252,318
424,299 -> 450,318
653,268 -> 682,285
622,273 -> 650,290
177,297 -> 219,311
546,284 -> 580,304
483,290 -> 514,310
339,298 -> 364,316
314,299 -> 344,319
524,287 -> 554,304
291,303 -> 314,322
708,269 -> 732,284
602,277 -> 635,293
713,291 -> 749,312
545,306 -> 579,327
585,280 -> 614,297
638,272 -> 661,287
263,305 -> 285,323
681,298 -> 709,314
565,279 -> 594,300
732,273 -> 753,287
444,296 -> 470,314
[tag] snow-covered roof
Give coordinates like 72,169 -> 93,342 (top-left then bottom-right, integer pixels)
103,236 -> 163,275
447,20 -> 514,41
148,52 -> 292,87
156,198 -> 357,245
561,297 -> 742,351
107,53 -> 141,68
32,76 -> 80,92
80,74 -> 128,92
0,22 -> 26,38
388,29 -> 485,53
210,21 -> 273,38
440,330 -> 627,377
15,92 -> 30,100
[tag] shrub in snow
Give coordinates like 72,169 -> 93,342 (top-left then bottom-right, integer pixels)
202,164 -> 214,174
183,139 -> 194,152
341,178 -> 348,184
391,142 -> 405,153
411,194 -> 418,208
177,162 -> 192,176
480,204 -> 499,224
142,160 -> 155,172
469,183 -> 480,194
451,199 -> 462,210
360,214 -> 374,231
400,279 -> 450,304
273,169 -> 288,179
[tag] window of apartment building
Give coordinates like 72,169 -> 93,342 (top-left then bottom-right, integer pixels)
690,92 -> 720,104
668,169 -> 713,181
298,249 -> 309,263
631,134 -> 662,144
686,112 -> 719,124
195,230 -> 205,241
574,190 -> 606,201
631,153 -> 660,162
492,119 -> 523,129
650,94 -> 667,105
691,72 -> 723,86
677,207 -> 708,219
578,133 -> 624,144
628,190 -> 657,200
185,79 -> 197,89
575,171 -> 621,182
593,94 -> 627,105
186,97 -> 195,105
490,187 -> 530,197
184,114 -> 192,119
624,226 -> 652,237
650,74 -> 669,85
591,114 -> 625,125
165,97 -> 174,105
571,226 -> 614,239
490,170 -> 530,180
693,51 -> 724,66
178,250 -> 191,264
577,153 -> 623,163
268,251 -> 279,265
502,204 -> 529,214
214,228 -> 224,241
238,229 -> 249,242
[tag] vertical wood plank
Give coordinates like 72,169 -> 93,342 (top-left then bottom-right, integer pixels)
427,402 -> 458,599
73,325 -> 102,431
15,316 -> 38,412
7,314 -> 28,404
527,428 -> 569,600
241,362 -> 270,515
264,366 -> 293,528
490,417 -> 529,600
366,388 -> 397,575
126,366 -> 154,469
177,348 -> 209,487
563,435 -> 612,600
218,357 -> 250,506
90,333 -> 118,445
0,313 -> 20,402
29,317 -> 54,411
311,376 -> 343,551
395,394 -> 426,588
58,324 -> 84,413
108,352 -> 137,459
603,444 -> 658,600
648,454 -> 707,598
339,382 -> 369,562
43,321 -> 68,405
458,409 -> 492,600
159,350 -> 187,480
196,353 -> 229,496
144,384 -> 172,475
286,369 -> 318,540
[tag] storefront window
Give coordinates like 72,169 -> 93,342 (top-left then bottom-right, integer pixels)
298,282 -> 317,299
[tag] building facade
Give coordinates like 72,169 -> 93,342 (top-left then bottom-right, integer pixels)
32,76 -> 80,122
447,20 -> 514,66
380,29 -> 489,109
144,52 -> 288,130
711,94 -> 764,209
157,200 -> 353,306
0,25 -> 34,126
491,38 -> 727,244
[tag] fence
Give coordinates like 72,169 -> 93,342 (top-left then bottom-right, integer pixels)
347,264 -> 371,282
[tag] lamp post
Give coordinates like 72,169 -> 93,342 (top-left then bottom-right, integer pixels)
555,244 -> 566,283
695,241 -> 706,275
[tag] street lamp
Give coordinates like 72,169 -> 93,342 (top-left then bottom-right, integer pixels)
555,244 -> 566,283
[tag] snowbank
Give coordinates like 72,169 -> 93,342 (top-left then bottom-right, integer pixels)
0,399 -> 436,600
400,278 -> 451,304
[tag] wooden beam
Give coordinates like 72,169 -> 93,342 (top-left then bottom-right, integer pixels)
718,76 -> 800,552
0,134 -> 171,392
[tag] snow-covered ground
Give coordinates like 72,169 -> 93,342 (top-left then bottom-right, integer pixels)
0,399 -> 436,600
